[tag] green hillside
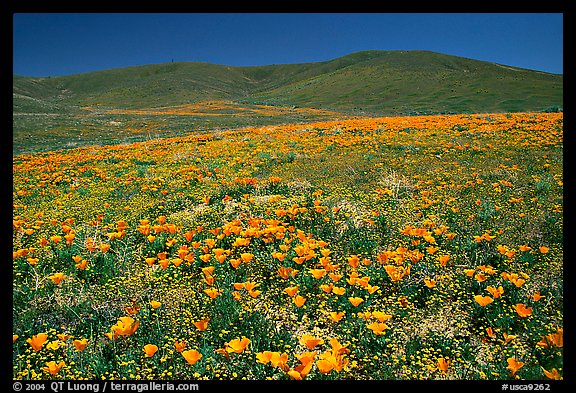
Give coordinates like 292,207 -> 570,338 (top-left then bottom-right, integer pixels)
13,50 -> 563,155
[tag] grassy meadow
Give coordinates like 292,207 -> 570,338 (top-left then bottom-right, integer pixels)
12,112 -> 563,381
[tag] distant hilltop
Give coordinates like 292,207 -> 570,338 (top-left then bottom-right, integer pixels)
14,50 -> 563,116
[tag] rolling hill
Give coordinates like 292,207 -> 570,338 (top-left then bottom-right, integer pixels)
13,50 -> 563,155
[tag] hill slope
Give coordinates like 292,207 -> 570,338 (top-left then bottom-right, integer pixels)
13,50 -> 563,154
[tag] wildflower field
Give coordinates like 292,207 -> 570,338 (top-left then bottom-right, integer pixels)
12,112 -> 563,380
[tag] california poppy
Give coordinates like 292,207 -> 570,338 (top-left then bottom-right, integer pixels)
143,344 -> 158,357
309,268 -> 326,279
284,286 -> 298,297
486,286 -> 504,299
424,277 -> 436,288
316,358 -> 334,374
256,351 -> 273,364
328,311 -> 345,323
174,340 -> 186,353
332,286 -> 346,295
541,367 -> 562,380
75,259 -> 88,270
193,318 -> 209,332
150,300 -> 162,309
240,253 -> 254,263
48,273 -> 66,285
225,337 -> 250,353
203,288 -> 220,299
294,295 -> 306,308
437,357 -> 450,373
537,328 -> 563,348
269,352 -> 290,371
300,334 -> 324,349
372,311 -> 392,323
182,349 -> 202,365
42,361 -> 65,376
72,338 -> 88,352
513,304 -> 533,318
506,357 -> 524,376
27,332 -> 48,351
438,255 -> 450,266
293,352 -> 316,378
348,297 -> 364,307
366,322 -> 388,335
106,316 -> 139,340
474,295 -> 494,307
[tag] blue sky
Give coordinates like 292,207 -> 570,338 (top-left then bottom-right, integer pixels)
13,13 -> 563,77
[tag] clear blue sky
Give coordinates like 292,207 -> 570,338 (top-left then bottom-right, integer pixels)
13,13 -> 563,77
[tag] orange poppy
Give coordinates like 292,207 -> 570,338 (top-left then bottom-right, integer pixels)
289,352 -> 316,380
437,357 -> 450,373
539,246 -> 549,254
506,357 -> 524,376
537,328 -> 563,348
474,295 -> 494,307
182,349 -> 202,365
277,267 -> 292,279
294,295 -> 306,308
13,334 -> 18,343
256,351 -> 273,364
285,286 -> 299,297
366,322 -> 388,335
72,338 -> 88,352
228,258 -> 240,269
42,361 -> 65,376
347,255 -> 359,268
316,358 -> 335,374
332,286 -> 346,295
309,268 -> 326,279
438,255 -> 450,266
193,318 -> 209,332
248,289 -> 262,298
225,337 -> 250,353
106,316 -> 140,340
532,291 -> 544,301
486,286 -> 504,298
513,304 -> 533,318
424,277 -> 436,288
203,288 -> 220,299
150,300 -> 162,309
240,253 -> 254,263
502,332 -> 516,345
464,268 -> 476,277
486,327 -> 496,339
75,259 -> 88,270
174,340 -> 186,353
329,273 -> 342,282
300,334 -> 324,349
384,264 -> 411,282
143,344 -> 158,357
48,273 -> 66,285
541,367 -> 562,380
348,297 -> 364,307
328,311 -> 345,323
269,352 -> 290,371
372,311 -> 392,323
27,333 -> 48,351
